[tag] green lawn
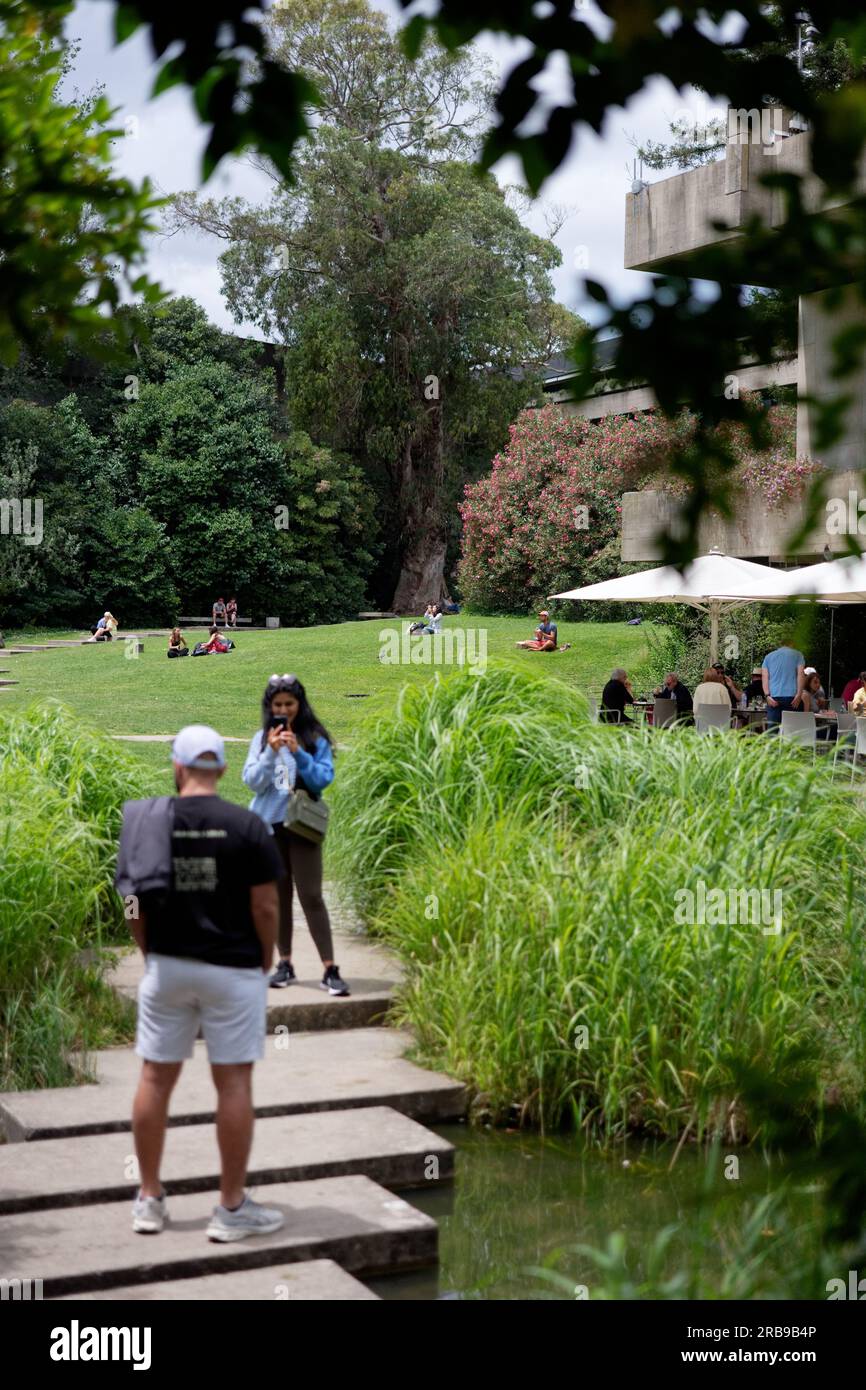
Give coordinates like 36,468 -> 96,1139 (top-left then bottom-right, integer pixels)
1,617 -> 653,805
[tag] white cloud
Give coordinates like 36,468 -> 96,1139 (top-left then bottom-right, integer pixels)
65,0 -> 715,336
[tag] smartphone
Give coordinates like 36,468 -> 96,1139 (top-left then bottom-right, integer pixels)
269,715 -> 289,730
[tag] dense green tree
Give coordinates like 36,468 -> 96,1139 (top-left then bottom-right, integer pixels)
0,7 -> 162,361
0,295 -> 377,627
114,356 -> 376,622
172,0 -> 571,611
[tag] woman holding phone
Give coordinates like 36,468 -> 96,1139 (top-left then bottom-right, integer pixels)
242,673 -> 349,996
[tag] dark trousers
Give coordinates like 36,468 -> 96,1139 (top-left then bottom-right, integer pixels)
765,694 -> 796,727
272,824 -> 333,962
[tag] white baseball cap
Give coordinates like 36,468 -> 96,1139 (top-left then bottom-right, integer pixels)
171,724 -> 226,770
804,666 -> 817,675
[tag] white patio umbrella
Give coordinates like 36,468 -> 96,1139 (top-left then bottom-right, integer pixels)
549,547 -> 796,663
717,552 -> 866,694
727,551 -> 866,603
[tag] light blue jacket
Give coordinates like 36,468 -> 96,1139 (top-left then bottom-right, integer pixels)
242,732 -> 334,831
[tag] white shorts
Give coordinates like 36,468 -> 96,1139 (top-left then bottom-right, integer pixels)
136,953 -> 268,1065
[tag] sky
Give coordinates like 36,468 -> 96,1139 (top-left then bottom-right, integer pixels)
62,1 -> 729,341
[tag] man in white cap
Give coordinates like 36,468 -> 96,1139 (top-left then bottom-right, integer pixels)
118,725 -> 286,1242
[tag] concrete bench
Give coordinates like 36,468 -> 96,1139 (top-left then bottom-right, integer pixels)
178,616 -> 252,626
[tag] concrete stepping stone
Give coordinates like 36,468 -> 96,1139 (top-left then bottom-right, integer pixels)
0,1175 -> 437,1296
0,1106 -> 454,1214
0,1028 -> 466,1140
54,1258 -> 379,1300
105,926 -> 398,1034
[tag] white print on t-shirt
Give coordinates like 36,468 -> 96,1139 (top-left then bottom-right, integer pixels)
172,829 -> 228,838
173,857 -> 218,892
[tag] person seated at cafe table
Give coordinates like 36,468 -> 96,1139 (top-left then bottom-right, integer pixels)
745,668 -> 766,703
711,662 -> 743,709
842,672 -> 865,707
601,668 -> 635,724
801,671 -> 835,739
653,672 -> 693,716
850,676 -> 866,714
693,668 -> 733,708
803,666 -> 827,707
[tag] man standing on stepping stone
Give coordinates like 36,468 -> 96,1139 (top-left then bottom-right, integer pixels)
116,724 -> 287,1241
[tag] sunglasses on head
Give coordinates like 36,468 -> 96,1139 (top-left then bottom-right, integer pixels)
268,673 -> 299,687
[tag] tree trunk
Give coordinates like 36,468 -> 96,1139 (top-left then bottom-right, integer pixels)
391,525 -> 448,612
389,384 -> 449,612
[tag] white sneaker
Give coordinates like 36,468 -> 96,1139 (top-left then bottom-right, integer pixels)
206,1194 -> 285,1243
132,1191 -> 168,1234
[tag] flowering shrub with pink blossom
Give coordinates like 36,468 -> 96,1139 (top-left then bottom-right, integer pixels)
458,401 -> 817,611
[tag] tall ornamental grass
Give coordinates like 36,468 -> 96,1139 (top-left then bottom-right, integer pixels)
0,702 -> 160,1089
329,665 -> 866,1138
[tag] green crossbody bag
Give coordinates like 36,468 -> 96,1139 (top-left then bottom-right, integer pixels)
283,787 -> 330,843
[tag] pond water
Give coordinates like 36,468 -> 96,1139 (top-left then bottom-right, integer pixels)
367,1122 -> 821,1300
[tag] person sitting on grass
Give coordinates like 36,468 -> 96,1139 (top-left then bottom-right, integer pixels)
86,611 -> 118,642
167,628 -> 189,658
193,626 -> 233,656
408,602 -> 441,635
516,610 -> 558,651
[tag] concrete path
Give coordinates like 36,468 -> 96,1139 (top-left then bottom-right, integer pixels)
0,1028 -> 465,1141
0,1175 -> 437,1297
57,1259 -> 379,1301
105,915 -> 398,1032
0,890 -> 464,1300
0,1106 -> 454,1213
112,733 -> 249,743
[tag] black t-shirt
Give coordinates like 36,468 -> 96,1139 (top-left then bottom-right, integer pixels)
141,796 -> 284,968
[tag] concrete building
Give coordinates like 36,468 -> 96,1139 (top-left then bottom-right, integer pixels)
586,108 -> 866,562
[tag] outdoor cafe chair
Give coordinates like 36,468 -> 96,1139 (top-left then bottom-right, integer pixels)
779,709 -> 817,752
833,711 -> 857,769
652,698 -> 680,728
694,703 -> 732,734
849,718 -> 866,783
587,696 -> 600,723
829,697 -> 846,713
